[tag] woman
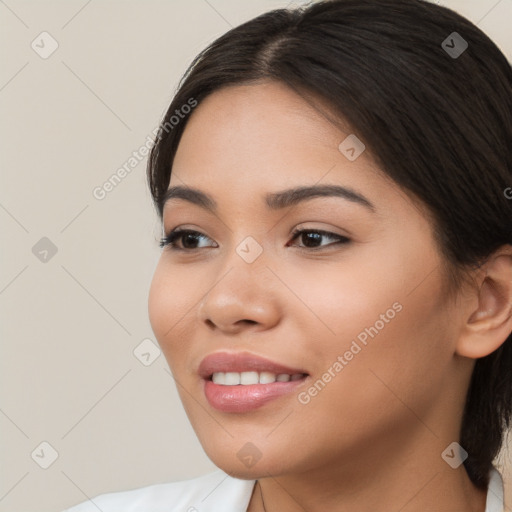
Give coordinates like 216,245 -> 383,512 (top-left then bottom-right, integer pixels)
63,0 -> 511,510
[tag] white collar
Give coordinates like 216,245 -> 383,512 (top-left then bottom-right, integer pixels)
485,466 -> 505,512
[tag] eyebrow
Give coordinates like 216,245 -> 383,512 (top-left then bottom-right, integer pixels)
160,184 -> 375,214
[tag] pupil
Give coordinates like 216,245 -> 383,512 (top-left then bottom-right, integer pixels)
183,233 -> 199,248
303,232 -> 320,247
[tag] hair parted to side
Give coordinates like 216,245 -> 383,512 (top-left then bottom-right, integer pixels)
147,0 -> 512,490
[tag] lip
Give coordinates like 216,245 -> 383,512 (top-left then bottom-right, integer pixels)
198,351 -> 308,379
198,351 -> 310,413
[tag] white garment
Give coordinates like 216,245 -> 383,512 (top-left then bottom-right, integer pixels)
63,466 -> 505,512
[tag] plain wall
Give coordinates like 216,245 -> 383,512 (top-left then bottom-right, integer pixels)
1,1 -> 511,511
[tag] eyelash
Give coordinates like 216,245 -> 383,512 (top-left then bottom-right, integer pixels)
159,228 -> 350,251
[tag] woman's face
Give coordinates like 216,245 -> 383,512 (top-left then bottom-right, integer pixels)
148,81 -> 471,479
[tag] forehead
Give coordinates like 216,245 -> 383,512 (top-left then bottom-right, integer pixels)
171,81 -> 388,197
164,82 -> 435,246
177,81 -> 346,154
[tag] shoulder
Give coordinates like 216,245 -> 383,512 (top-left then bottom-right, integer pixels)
62,470 -> 256,512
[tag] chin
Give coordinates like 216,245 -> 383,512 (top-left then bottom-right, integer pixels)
219,467 -> 262,480
206,449 -> 294,481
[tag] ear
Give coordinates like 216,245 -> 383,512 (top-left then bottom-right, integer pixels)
456,245 -> 512,359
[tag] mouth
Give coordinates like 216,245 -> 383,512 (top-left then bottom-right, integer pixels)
198,351 -> 310,413
206,371 -> 308,385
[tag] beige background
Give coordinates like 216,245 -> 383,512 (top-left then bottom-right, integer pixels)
1,1 -> 511,511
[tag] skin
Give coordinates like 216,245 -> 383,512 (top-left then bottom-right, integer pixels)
148,80 -> 512,512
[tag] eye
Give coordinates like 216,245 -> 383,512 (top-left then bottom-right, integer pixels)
160,229 -> 217,250
160,227 -> 351,252
288,228 -> 350,249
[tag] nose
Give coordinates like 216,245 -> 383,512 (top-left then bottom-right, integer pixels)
197,258 -> 282,335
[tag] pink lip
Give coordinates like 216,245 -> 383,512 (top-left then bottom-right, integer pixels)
198,351 -> 309,413
198,351 -> 307,379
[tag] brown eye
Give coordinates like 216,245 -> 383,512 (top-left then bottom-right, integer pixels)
160,229 -> 216,250
289,229 -> 350,249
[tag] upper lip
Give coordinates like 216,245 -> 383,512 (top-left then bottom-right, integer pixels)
198,351 -> 308,379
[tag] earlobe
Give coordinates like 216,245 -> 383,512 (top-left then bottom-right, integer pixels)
456,250 -> 512,359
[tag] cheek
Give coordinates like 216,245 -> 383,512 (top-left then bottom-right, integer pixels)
148,259 -> 192,357
290,287 -> 453,452
324,236 -> 446,353
324,271 -> 453,423
148,262 -> 169,342
278,256 -> 404,360
291,240 -> 452,394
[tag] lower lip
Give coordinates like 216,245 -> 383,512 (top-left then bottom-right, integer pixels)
203,377 -> 309,413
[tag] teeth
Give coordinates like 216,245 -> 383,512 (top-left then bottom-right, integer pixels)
240,371 -> 259,385
259,371 -> 276,384
212,372 -> 226,385
224,372 -> 240,385
211,371 -> 304,385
